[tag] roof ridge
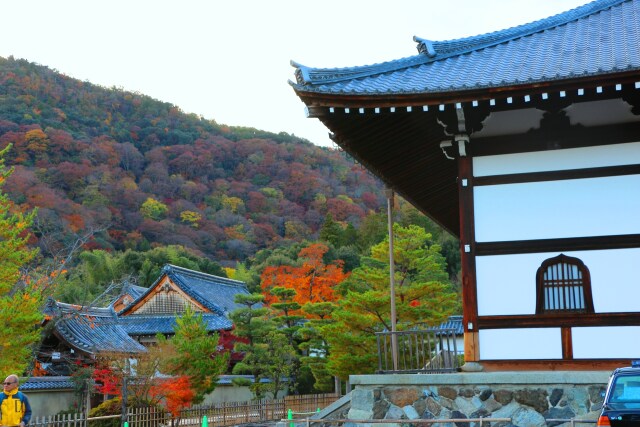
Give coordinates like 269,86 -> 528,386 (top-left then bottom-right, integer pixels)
417,0 -> 627,57
163,264 -> 246,287
292,0 -> 629,86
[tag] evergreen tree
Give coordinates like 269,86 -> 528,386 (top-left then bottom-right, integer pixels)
159,307 -> 228,404
322,224 -> 459,379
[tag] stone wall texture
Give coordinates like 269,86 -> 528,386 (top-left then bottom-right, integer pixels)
345,373 -> 610,427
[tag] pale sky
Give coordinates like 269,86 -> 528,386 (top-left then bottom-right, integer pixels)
0,0 -> 588,148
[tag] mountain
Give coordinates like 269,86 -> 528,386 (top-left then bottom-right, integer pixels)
0,56 -> 385,265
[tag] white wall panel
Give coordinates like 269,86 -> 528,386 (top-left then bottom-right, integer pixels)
479,328 -> 562,359
476,248 -> 640,316
473,141 -> 640,177
474,175 -> 640,242
573,326 -> 640,358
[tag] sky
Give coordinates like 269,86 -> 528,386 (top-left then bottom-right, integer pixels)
0,0 -> 589,148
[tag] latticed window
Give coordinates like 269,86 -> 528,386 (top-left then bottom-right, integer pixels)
535,254 -> 594,314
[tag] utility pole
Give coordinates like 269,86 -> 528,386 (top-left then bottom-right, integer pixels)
385,187 -> 398,371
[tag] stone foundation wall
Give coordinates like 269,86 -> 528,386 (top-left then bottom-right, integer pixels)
346,372 -> 611,427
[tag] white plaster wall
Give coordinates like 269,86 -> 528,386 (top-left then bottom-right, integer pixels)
28,390 -> 77,419
473,141 -> 640,176
479,328 -> 562,359
476,248 -> 640,316
474,174 -> 640,242
572,326 -> 640,359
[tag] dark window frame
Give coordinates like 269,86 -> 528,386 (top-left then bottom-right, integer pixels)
535,254 -> 594,314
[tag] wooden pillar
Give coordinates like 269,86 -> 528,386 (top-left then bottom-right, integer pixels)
457,139 -> 480,363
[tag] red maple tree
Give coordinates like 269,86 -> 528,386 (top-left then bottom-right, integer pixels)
261,243 -> 348,312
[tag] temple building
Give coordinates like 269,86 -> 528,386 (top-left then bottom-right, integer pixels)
291,0 -> 640,371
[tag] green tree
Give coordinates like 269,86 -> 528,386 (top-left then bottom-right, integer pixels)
299,302 -> 336,392
140,197 -> 168,220
159,307 -> 228,404
319,214 -> 343,247
229,293 -> 287,398
322,224 -> 459,379
0,145 -> 41,375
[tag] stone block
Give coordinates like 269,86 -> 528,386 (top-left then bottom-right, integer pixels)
351,389 -> 375,411
384,404 -> 405,420
455,395 -> 482,415
439,386 -> 459,400
383,387 -> 421,407
514,388 -> 549,413
426,396 -> 442,416
404,405 -> 421,419
494,390 -> 514,405
511,406 -> 546,427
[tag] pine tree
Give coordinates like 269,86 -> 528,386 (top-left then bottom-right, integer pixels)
159,307 -> 229,404
322,224 -> 459,379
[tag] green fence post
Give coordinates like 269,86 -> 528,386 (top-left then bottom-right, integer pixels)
317,408 -> 320,413
123,422 -> 129,427
288,408 -> 294,427
202,415 -> 208,427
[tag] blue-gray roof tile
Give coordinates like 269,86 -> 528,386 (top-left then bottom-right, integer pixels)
291,0 -> 639,95
20,377 -> 75,391
44,298 -> 147,355
119,313 -> 232,335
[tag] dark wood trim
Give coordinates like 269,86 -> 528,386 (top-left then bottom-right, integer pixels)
561,327 -> 573,359
476,234 -> 640,256
475,164 -> 640,186
297,71 -> 640,110
478,312 -> 640,329
471,121 -> 640,157
479,359 -> 632,372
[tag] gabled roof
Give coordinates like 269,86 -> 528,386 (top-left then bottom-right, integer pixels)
290,0 -> 640,237
292,0 -> 637,96
43,298 -> 146,355
119,313 -> 232,335
120,264 -> 251,316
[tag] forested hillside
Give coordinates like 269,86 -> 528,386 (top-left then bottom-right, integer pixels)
0,56 -> 386,265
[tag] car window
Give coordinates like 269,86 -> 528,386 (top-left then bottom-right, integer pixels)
609,375 -> 640,408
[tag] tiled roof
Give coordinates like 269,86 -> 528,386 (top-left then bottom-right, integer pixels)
122,283 -> 148,300
291,0 -> 638,95
437,315 -> 464,335
162,264 -> 251,315
44,299 -> 146,355
20,377 -> 74,391
119,313 -> 232,335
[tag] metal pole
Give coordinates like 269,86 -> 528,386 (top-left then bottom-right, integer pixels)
121,358 -> 128,427
385,187 -> 399,371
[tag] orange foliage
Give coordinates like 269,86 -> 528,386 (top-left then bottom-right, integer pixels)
261,243 -> 348,312
150,376 -> 195,416
93,367 -> 121,396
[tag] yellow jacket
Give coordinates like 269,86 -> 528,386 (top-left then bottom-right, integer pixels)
0,388 -> 31,426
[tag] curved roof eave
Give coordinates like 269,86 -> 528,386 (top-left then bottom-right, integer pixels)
291,68 -> 640,108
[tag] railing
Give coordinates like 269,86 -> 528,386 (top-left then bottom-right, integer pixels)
30,393 -> 339,427
283,417 -> 598,427
376,327 -> 461,374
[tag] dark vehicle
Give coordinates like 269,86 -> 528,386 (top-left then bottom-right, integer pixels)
598,363 -> 640,427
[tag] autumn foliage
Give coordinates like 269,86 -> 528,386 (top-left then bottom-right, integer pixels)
150,376 -> 195,416
93,367 -> 121,396
260,243 -> 348,311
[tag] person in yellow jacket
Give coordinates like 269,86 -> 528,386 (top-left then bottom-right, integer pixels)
0,375 -> 31,427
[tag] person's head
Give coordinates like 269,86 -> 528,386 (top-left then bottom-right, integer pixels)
3,375 -> 19,392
